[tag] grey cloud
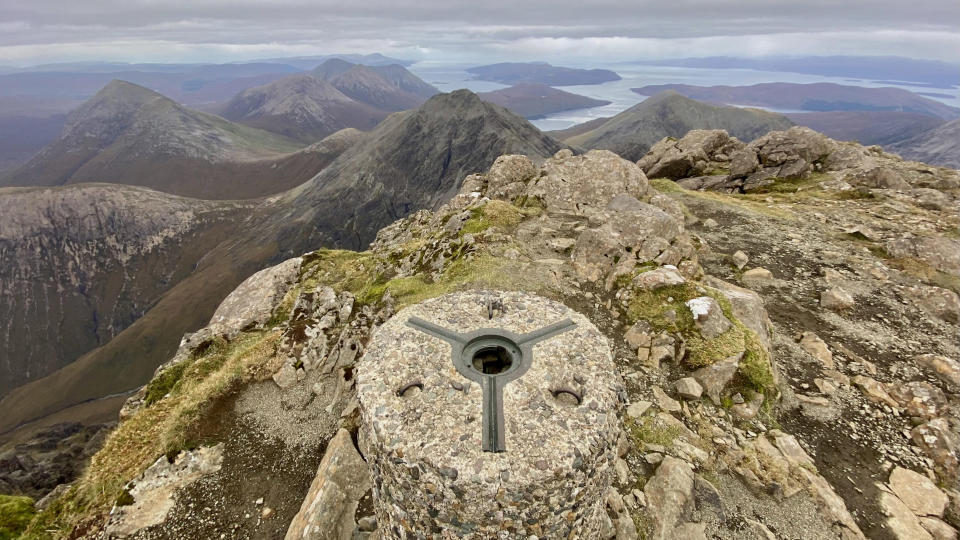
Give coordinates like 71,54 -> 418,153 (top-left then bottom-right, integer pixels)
0,0 -> 957,64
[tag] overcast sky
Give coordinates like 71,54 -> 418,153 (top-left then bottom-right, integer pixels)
1,0 -> 958,66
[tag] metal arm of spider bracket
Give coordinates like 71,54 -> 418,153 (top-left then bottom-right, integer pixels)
406,316 -> 575,452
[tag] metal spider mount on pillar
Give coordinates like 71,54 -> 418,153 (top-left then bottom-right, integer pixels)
406,316 -> 574,452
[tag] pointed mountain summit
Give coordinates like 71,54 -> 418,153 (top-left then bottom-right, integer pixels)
277,89 -> 564,248
564,90 -> 794,161
0,80 -> 342,199
221,74 -> 387,143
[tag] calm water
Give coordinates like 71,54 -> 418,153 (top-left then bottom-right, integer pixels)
409,61 -> 960,131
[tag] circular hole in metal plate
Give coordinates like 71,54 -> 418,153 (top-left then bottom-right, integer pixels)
471,345 -> 515,374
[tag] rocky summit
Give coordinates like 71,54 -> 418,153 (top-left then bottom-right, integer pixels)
11,121 -> 959,540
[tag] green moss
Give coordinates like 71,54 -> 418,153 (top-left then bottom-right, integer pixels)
460,200 -> 529,236
143,361 -> 189,406
625,282 -> 699,331
740,332 -> 775,394
0,495 -> 35,540
626,416 -> 682,448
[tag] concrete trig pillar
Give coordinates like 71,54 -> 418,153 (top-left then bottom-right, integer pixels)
357,290 -> 622,538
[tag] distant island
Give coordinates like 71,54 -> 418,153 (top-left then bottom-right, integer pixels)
478,83 -> 610,118
467,62 -> 621,86
632,56 -> 960,89
631,82 -> 960,120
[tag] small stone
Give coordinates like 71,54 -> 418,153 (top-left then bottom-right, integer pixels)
358,516 -> 377,532
732,250 -> 749,270
703,218 -> 719,229
261,507 -> 273,519
255,497 -> 264,505
674,378 -> 703,400
799,332 -> 834,370
652,386 -> 682,413
685,296 -> 732,339
272,364 -> 297,388
627,401 -> 652,418
821,287 -> 855,311
742,267 -> 774,286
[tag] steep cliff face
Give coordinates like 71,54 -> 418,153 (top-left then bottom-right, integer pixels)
890,118 -> 960,169
0,184 -> 247,398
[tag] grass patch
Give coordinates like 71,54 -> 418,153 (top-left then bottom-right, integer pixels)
626,416 -> 682,448
22,331 -> 280,538
460,200 -> 536,236
377,253 -> 549,309
745,173 -> 828,195
649,178 -> 683,193
0,495 -> 35,540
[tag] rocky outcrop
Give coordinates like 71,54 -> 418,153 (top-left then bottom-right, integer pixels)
104,444 -> 224,537
285,429 -> 371,540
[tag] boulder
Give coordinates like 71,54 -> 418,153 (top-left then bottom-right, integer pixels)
912,418 -> 960,483
207,257 -> 302,336
531,149 -> 650,216
742,267 -> 774,286
627,401 -> 652,419
852,375 -> 898,407
889,467 -> 948,517
732,250 -> 749,270
652,386 -> 682,413
633,267 -> 686,291
880,491 -> 935,540
912,286 -> 960,324
855,167 -> 912,190
285,428 -> 372,540
638,130 -> 740,180
729,148 -> 760,179
889,382 -> 947,420
885,236 -> 960,276
703,277 -> 773,349
485,154 -> 538,200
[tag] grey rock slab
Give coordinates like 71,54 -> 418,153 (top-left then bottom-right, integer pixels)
207,256 -> 301,336
889,466 -> 949,517
285,428 -> 372,540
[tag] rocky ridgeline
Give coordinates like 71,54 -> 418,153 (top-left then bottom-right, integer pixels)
18,134 -> 960,539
